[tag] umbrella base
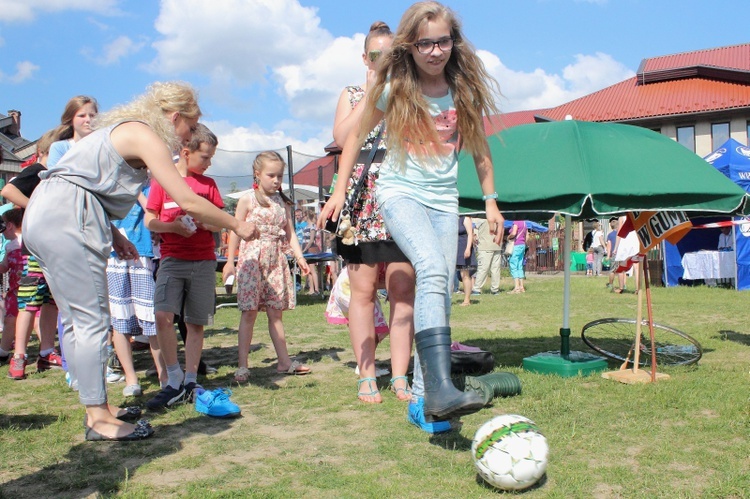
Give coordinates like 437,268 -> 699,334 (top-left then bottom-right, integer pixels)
523,350 -> 608,377
601,369 -> 670,384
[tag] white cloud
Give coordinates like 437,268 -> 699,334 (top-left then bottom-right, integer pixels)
94,35 -> 145,65
0,61 -> 40,84
148,0 -> 361,156
478,50 -> 634,112
274,34 -> 367,123
0,0 -> 120,23
149,0 -> 331,84
145,0 -> 633,163
202,119 -> 329,194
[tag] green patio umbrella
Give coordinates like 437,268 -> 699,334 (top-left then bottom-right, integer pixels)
457,120 -> 750,376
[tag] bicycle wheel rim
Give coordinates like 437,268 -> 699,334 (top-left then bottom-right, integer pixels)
581,318 -> 702,366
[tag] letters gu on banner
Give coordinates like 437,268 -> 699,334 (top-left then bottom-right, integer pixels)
619,211 -> 692,253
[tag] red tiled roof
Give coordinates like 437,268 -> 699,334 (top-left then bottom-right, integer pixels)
293,154 -> 336,187
484,110 -> 545,132
490,43 -> 750,125
640,43 -> 750,75
541,76 -> 750,123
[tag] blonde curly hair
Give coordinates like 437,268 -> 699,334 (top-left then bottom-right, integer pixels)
94,81 -> 201,151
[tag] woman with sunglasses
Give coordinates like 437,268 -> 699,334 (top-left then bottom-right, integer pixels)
323,21 -> 417,407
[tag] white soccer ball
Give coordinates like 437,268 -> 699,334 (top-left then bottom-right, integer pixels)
471,414 -> 549,491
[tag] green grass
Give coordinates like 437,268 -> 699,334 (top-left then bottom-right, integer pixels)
2,273 -> 750,498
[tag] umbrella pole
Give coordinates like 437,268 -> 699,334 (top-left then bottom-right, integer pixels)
521,214 -> 608,377
560,215 -> 572,357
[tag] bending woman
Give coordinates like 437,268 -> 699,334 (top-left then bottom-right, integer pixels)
23,82 -> 258,442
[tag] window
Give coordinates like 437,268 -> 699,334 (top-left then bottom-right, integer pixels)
711,122 -> 729,150
677,126 -> 695,152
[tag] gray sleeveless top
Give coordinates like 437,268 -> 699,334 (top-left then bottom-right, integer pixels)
40,122 -> 150,220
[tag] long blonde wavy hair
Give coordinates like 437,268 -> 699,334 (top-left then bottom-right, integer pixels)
94,81 -> 201,151
360,1 -> 501,166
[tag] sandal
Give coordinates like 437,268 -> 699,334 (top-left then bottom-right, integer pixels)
83,406 -> 142,428
357,377 -> 382,403
389,376 -> 412,401
84,419 -> 154,442
234,367 -> 250,383
278,360 -> 311,376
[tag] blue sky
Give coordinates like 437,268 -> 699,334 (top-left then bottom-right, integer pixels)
1,0 -> 748,191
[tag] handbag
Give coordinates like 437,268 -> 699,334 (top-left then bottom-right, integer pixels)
504,241 -> 514,256
325,129 -> 384,244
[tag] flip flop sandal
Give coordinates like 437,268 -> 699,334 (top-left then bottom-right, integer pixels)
233,367 -> 250,383
279,360 -> 311,376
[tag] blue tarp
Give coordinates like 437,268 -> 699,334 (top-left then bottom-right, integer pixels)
503,220 -> 548,232
665,139 -> 750,289
704,138 -> 750,193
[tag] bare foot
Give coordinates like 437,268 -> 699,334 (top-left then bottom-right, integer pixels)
357,378 -> 382,404
460,301 -> 471,306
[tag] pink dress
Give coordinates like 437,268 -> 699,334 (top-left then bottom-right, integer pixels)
236,192 -> 295,311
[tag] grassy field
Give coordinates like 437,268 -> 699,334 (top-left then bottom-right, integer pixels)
1,273 -> 749,498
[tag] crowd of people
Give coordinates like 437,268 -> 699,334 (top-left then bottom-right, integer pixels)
0,1 -> 519,441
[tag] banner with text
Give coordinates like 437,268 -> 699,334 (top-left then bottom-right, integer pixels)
619,211 -> 692,253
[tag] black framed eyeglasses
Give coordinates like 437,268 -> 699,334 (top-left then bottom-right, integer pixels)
413,37 -> 454,54
367,50 -> 382,62
0,221 -> 6,233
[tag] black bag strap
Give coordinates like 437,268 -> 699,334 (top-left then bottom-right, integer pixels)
342,128 -> 384,214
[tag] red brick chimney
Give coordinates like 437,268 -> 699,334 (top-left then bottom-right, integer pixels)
7,109 -> 21,136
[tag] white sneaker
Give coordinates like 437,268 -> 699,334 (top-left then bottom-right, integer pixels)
354,365 -> 390,377
123,384 -> 142,397
106,366 -> 124,383
65,371 -> 79,391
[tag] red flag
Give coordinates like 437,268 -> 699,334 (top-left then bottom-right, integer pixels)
21,154 -> 37,168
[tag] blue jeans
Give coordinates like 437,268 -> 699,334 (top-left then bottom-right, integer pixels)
380,195 -> 457,398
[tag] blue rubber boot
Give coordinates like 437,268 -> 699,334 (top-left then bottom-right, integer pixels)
407,396 -> 452,434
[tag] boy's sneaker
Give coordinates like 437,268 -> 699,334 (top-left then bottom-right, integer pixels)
37,350 -> 64,371
0,352 -> 10,365
195,388 -> 241,418
106,366 -> 125,383
146,385 -> 187,410
184,382 -> 204,403
8,355 -> 27,380
407,396 -> 452,434
123,384 -> 143,397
